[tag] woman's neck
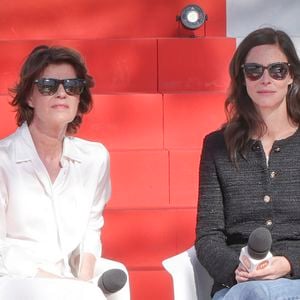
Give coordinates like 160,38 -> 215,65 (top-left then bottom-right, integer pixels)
258,114 -> 297,158
28,122 -> 66,160
28,122 -> 67,183
262,114 -> 297,141
254,105 -> 298,157
255,102 -> 297,140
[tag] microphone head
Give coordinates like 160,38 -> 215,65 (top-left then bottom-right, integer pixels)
248,227 -> 272,259
98,269 -> 127,294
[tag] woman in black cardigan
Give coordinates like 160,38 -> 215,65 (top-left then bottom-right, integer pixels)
195,27 -> 300,299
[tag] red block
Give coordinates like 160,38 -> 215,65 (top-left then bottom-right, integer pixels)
0,40 -> 157,94
108,151 -> 169,208
129,270 -> 173,300
0,41 -> 45,96
164,93 -> 226,148
77,94 -> 163,149
0,0 -> 226,40
169,150 -> 201,207
0,96 -> 17,139
60,39 -> 158,93
158,38 -> 235,92
102,208 -> 197,268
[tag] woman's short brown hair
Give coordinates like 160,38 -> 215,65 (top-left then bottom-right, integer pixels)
10,45 -> 94,134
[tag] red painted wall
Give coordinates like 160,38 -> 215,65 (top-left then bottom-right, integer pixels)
0,1 -> 234,299
0,0 -> 225,39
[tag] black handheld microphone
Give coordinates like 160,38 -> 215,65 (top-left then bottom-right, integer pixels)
239,227 -> 273,272
98,269 -> 127,294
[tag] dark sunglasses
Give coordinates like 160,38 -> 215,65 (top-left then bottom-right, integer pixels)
33,78 -> 86,96
241,62 -> 290,81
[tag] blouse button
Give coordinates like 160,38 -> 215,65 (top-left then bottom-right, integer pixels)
266,219 -> 273,226
264,195 -> 271,203
274,147 -> 281,153
270,171 -> 276,178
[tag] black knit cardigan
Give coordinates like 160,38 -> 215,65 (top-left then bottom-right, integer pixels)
195,128 -> 300,295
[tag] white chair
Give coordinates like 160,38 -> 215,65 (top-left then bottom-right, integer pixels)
162,246 -> 213,300
93,257 -> 131,300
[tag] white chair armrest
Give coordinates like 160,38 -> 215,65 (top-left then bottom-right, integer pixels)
162,246 -> 213,300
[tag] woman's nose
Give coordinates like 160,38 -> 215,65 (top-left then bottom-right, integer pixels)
56,83 -> 67,97
260,69 -> 271,84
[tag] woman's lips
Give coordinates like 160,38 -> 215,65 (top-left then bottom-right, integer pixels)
257,90 -> 275,94
51,104 -> 69,109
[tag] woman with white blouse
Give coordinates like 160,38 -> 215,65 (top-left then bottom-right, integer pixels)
0,45 -> 127,299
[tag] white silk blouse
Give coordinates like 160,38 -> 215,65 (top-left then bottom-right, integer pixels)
0,123 -> 111,278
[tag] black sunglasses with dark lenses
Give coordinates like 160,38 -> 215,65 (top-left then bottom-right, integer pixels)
34,78 -> 86,96
241,62 -> 290,81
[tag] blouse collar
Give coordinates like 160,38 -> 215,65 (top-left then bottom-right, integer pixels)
14,123 -> 83,164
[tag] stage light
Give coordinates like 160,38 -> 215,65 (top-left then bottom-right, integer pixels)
177,4 -> 207,30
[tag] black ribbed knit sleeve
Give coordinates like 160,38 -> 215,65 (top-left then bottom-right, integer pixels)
195,131 -> 238,290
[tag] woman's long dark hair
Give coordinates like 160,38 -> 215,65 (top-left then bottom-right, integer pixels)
10,45 -> 94,134
224,27 -> 300,162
